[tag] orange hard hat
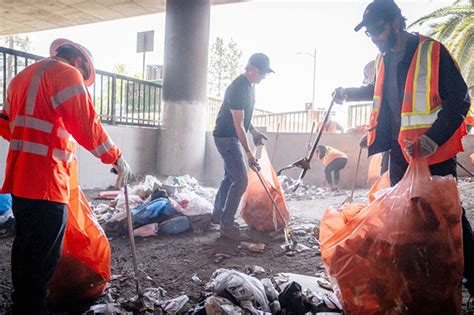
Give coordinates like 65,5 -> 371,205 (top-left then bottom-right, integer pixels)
50,38 -> 96,87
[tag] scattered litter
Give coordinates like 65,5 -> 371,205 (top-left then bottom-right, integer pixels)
162,294 -> 189,314
133,223 -> 158,237
191,274 -> 202,284
239,241 -> 266,253
97,190 -> 121,200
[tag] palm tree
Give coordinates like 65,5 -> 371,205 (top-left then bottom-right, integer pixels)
408,0 -> 474,86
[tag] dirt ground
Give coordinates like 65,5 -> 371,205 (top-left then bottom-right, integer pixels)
0,178 -> 473,314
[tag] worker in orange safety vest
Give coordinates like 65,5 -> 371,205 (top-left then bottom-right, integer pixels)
316,145 -> 348,191
0,38 -> 132,314
331,0 -> 473,296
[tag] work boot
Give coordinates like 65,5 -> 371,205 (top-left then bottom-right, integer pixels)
220,227 -> 250,241
210,215 -> 220,225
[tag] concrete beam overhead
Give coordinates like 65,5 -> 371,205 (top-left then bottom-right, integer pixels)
0,0 -> 247,35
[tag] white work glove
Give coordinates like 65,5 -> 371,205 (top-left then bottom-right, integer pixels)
246,151 -> 261,172
249,128 -> 267,146
404,134 -> 438,157
113,156 -> 133,188
332,87 -> 347,105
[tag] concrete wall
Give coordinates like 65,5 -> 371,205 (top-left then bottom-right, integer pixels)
0,126 -> 472,190
205,132 -> 474,189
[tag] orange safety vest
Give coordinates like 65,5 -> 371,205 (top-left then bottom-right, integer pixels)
319,146 -> 347,167
1,57 -> 121,203
368,35 -> 466,165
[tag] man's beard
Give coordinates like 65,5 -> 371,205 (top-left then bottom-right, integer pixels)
374,29 -> 397,53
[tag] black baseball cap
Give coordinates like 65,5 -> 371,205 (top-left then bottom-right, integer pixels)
354,0 -> 402,32
248,53 -> 274,73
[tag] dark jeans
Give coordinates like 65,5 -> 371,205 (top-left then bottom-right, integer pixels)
325,157 -> 348,188
11,196 -> 67,315
213,137 -> 248,228
389,141 -> 474,285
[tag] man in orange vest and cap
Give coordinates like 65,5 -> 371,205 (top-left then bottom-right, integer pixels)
0,38 -> 132,313
332,0 -> 473,295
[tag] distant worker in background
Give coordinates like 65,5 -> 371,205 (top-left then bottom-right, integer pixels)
316,145 -> 348,191
0,38 -> 132,314
332,0 -> 473,295
212,53 -> 273,241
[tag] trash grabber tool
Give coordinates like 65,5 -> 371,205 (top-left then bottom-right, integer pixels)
456,160 -> 474,177
124,184 -> 143,298
111,167 -> 143,298
271,122 -> 281,165
254,168 -> 298,246
277,96 -> 337,192
340,146 -> 363,207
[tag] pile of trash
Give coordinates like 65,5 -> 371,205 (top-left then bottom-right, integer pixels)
95,175 -> 216,238
88,268 -> 343,314
278,176 -> 346,201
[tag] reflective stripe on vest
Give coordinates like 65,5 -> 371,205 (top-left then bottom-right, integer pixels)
91,138 -> 115,158
25,59 -> 55,115
11,115 -> 53,133
10,139 -> 48,156
53,148 -> 75,162
51,84 -> 87,109
57,127 -> 77,143
400,39 -> 439,131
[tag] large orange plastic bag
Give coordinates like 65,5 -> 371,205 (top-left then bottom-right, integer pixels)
367,153 -> 382,185
241,147 -> 290,231
320,155 -> 463,314
367,171 -> 391,203
49,163 -> 111,305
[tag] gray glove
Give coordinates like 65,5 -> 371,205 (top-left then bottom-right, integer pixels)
404,135 -> 438,157
359,134 -> 368,148
114,156 -> 133,188
332,87 -> 347,105
249,128 -> 267,146
246,151 -> 261,172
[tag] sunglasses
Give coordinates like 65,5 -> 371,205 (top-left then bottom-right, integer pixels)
365,22 -> 388,37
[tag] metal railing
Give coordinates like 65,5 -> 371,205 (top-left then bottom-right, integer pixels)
347,102 -> 371,129
0,46 -> 163,127
252,110 -> 330,133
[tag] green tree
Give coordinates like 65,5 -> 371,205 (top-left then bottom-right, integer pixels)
409,0 -> 474,86
208,37 -> 242,97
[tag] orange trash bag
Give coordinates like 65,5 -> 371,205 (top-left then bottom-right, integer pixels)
49,162 -> 111,305
320,154 -> 464,314
241,147 -> 290,231
367,171 -> 391,203
367,153 -> 382,185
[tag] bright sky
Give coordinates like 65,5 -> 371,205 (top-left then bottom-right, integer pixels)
13,0 -> 451,122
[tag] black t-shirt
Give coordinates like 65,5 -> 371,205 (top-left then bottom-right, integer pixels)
213,74 -> 255,138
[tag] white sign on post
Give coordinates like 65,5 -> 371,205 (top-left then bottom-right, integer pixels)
137,30 -> 155,79
137,30 -> 154,53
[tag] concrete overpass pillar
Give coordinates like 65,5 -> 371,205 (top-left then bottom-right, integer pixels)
159,0 -> 210,178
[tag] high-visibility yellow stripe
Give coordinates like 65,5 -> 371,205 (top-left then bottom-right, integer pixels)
25,59 -> 55,115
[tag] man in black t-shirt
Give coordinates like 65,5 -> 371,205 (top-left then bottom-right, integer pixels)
212,53 -> 273,240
